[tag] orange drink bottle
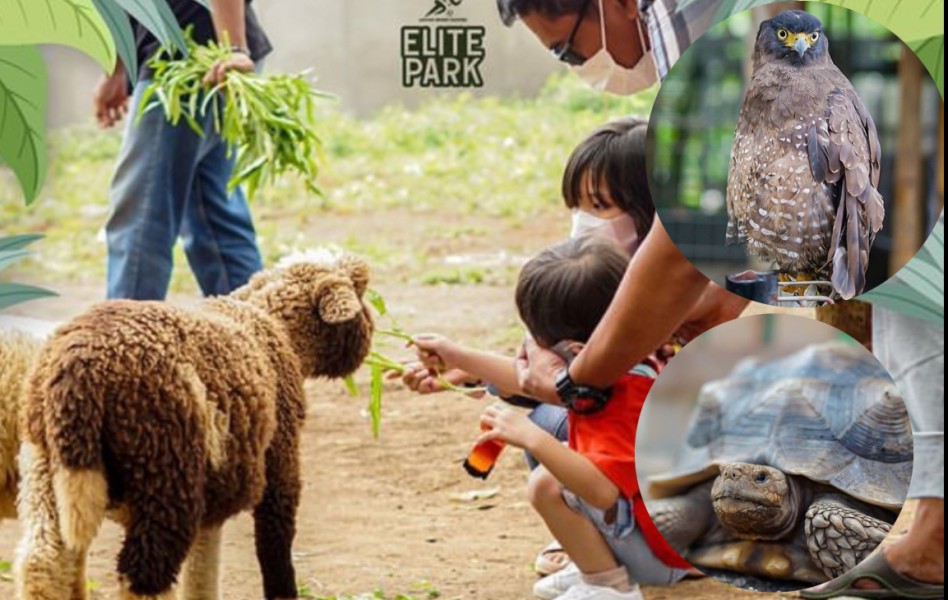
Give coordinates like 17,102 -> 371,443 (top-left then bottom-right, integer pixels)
463,425 -> 506,480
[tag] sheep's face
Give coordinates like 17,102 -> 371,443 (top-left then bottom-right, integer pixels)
235,254 -> 374,379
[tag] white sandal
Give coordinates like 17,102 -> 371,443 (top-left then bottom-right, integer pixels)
534,540 -> 572,576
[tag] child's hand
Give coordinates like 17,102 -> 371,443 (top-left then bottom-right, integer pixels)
413,333 -> 463,371
478,403 -> 543,450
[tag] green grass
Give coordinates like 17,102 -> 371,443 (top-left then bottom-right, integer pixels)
0,73 -> 653,294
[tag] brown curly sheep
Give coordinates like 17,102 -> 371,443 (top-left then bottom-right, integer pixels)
0,329 -> 42,520
15,254 -> 374,600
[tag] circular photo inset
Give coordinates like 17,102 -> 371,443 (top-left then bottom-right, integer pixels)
646,3 -> 943,307
635,314 -> 913,592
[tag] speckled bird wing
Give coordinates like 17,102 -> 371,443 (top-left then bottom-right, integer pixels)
808,86 -> 884,299
726,86 -> 838,274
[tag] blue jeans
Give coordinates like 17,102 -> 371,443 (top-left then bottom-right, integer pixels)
106,81 -> 262,300
526,403 -> 569,470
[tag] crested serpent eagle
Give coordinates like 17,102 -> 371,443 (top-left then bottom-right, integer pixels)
726,10 -> 884,300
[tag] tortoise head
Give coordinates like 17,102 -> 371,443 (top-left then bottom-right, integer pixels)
711,462 -> 801,540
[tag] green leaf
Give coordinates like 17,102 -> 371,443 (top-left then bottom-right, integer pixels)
0,46 -> 47,204
369,361 -> 383,439
110,0 -> 188,55
0,248 -> 31,272
0,233 -> 43,252
91,0 -> 139,81
343,375 -> 359,397
0,282 -> 57,311
0,0 -> 116,71
366,288 -> 389,316
908,35 -> 944,97
862,215 -> 944,323
822,0 -> 943,43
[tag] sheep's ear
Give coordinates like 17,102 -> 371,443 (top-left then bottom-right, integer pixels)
337,255 -> 369,297
317,279 -> 363,324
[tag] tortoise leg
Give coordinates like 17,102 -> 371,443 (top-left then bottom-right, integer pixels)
805,494 -> 893,580
647,481 -> 716,555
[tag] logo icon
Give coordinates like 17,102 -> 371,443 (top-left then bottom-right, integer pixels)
424,0 -> 464,19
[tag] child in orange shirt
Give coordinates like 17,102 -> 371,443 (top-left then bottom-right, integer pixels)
476,236 -> 690,600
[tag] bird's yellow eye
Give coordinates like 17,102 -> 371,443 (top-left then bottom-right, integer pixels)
777,28 -> 789,40
810,32 -> 820,42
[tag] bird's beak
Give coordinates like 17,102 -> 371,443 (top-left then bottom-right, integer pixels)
793,36 -> 809,57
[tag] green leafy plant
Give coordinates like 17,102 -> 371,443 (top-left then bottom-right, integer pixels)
140,31 -> 329,199
344,288 -> 486,439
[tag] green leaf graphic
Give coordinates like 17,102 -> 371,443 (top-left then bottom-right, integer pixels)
863,215 -> 944,322
909,35 -> 944,97
822,0 -> 943,43
0,282 -> 58,311
91,0 -> 139,81
0,0 -> 116,71
0,46 -> 47,204
0,233 -> 43,252
110,0 -> 188,55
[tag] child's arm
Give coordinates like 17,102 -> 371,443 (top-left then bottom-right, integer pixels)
480,404 -> 620,511
414,335 -> 522,397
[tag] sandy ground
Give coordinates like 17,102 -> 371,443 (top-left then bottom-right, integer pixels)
0,209 -> 912,600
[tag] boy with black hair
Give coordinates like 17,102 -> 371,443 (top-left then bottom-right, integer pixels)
423,236 -> 690,600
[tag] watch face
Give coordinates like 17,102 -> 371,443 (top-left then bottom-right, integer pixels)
567,392 -> 610,415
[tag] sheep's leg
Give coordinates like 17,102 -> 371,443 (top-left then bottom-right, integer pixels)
14,443 -> 89,600
180,525 -> 223,600
253,438 -> 302,600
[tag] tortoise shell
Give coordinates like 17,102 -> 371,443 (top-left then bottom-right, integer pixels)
649,343 -> 913,509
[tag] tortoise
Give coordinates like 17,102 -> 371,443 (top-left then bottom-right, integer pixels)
646,342 -> 913,584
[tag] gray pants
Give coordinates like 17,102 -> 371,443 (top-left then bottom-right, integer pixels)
874,309 -> 945,499
562,490 -> 690,585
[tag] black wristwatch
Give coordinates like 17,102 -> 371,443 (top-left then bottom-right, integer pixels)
554,368 -> 612,415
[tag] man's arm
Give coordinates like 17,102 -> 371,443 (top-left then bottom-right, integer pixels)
209,0 -> 247,47
516,220 -> 710,401
204,0 -> 254,85
570,220 -> 708,387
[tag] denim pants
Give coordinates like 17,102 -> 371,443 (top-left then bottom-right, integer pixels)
527,403 -> 570,470
105,80 -> 263,300
874,309 -> 945,499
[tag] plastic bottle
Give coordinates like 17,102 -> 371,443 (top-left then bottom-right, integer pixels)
463,426 -> 506,479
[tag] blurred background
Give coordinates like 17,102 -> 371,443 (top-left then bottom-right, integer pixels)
647,1 -> 944,290
635,313 -> 858,494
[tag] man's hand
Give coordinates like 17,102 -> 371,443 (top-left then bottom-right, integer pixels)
203,52 -> 255,86
93,68 -> 129,129
478,403 -> 544,450
396,363 -> 479,395
514,337 -> 565,404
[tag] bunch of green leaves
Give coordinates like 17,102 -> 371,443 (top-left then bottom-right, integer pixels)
346,289 -> 485,440
0,235 -> 56,311
140,31 -> 329,199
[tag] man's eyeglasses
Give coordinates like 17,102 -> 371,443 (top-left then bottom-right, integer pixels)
550,0 -> 593,66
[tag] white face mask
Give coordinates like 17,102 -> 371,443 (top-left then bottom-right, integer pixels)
570,210 -> 641,255
570,0 -> 658,95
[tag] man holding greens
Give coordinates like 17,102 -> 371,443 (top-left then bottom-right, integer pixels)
94,0 -> 271,300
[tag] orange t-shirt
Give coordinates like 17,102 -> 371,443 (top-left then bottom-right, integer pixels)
567,373 -> 691,570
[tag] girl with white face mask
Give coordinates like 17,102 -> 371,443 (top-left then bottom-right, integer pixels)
564,118 -> 653,258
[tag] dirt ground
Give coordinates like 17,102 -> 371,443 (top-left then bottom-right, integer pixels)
0,207 -> 909,600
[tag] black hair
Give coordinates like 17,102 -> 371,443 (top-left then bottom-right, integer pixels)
496,0 -> 588,26
515,236 -> 628,348
562,117 -> 655,242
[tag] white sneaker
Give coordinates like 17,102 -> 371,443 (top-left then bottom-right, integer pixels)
534,563 -> 581,599
553,582 -> 644,600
